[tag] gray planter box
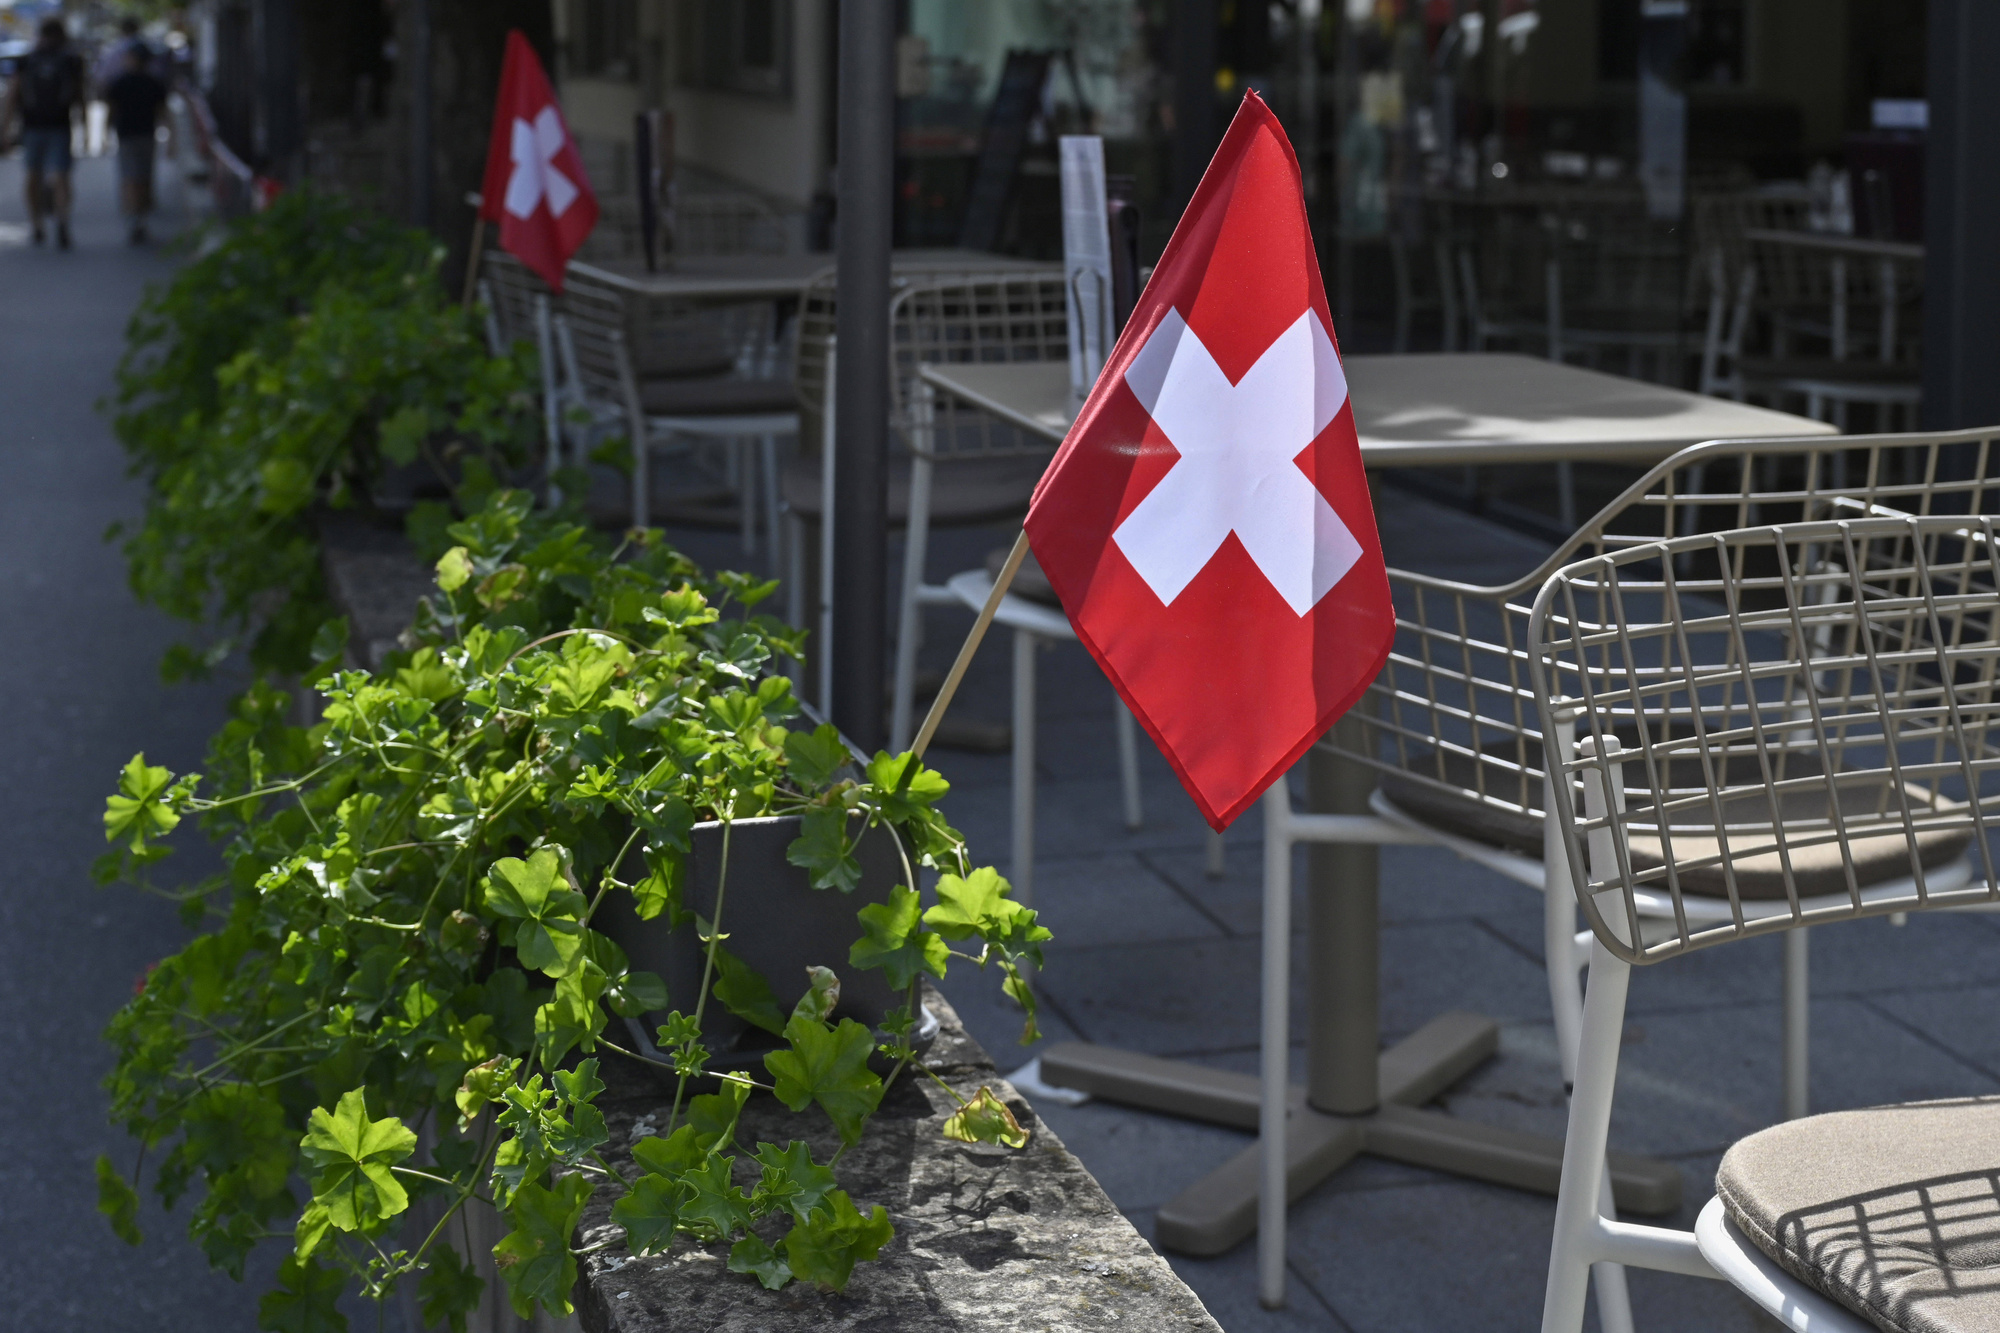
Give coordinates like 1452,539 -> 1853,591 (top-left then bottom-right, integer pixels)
594,814 -> 908,1065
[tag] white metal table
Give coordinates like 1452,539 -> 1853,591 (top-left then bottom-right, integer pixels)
921,352 -> 1835,1266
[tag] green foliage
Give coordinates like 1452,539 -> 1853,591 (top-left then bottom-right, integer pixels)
96,1155 -> 142,1246
98,488 -> 1053,1317
108,188 -> 538,678
940,1086 -> 1030,1150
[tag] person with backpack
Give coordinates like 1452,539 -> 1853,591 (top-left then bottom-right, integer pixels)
2,18 -> 86,249
105,44 -> 167,244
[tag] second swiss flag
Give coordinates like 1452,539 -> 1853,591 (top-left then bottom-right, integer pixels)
1025,92 -> 1393,830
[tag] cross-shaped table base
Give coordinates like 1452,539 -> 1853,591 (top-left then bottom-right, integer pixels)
1034,736 -> 1683,1256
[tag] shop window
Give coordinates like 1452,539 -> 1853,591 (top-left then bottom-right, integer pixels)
676,0 -> 792,99
571,0 -> 639,82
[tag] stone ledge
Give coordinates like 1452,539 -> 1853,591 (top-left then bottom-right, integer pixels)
575,983 -> 1221,1332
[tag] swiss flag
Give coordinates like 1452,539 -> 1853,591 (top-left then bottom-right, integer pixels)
478,30 -> 598,291
1025,92 -> 1393,830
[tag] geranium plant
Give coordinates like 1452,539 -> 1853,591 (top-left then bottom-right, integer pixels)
95,492 -> 1048,1328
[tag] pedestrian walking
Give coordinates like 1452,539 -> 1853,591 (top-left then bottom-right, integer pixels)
105,46 -> 167,244
1,18 -> 85,249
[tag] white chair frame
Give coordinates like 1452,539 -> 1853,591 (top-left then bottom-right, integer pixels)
1531,513 -> 2000,1332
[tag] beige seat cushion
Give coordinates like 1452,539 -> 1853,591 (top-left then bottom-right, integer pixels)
638,375 -> 798,418
779,453 -> 1044,526
1378,740 -> 1967,899
1717,1098 -> 2000,1333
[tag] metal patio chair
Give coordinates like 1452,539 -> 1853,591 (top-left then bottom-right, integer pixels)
1320,428 -> 2000,1126
779,270 -> 1067,727
480,250 -> 566,488
553,268 -> 795,539
1534,513 -> 2000,1333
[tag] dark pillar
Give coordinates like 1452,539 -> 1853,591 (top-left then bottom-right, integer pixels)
410,0 -> 434,228
1923,0 -> 2000,430
1172,0 -> 1219,209
255,0 -> 300,179
831,0 -> 895,753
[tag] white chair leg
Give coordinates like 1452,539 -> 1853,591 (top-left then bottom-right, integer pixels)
890,453 -> 936,752
1542,939 -> 1635,1333
1543,854 -> 1587,1089
784,510 -> 806,691
1206,829 -> 1226,878
1783,926 -> 1809,1120
1011,628 -> 1038,907
1114,698 -> 1143,831
1592,1169 -> 1637,1333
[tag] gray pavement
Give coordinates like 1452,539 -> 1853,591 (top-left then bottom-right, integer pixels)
0,153 -> 276,1324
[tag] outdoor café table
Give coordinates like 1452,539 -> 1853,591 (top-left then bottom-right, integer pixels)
567,248 -> 1059,302
924,352 -> 1836,1255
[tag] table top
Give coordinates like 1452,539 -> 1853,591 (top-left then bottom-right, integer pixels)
921,353 -> 1834,467
569,249 -> 1059,300
1744,228 -> 1925,262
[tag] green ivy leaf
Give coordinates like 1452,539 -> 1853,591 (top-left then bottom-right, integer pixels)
679,1155 -> 756,1238
435,545 -> 473,593
923,867 -> 1052,959
790,965 -> 841,1026
533,965 -> 607,1067
864,750 -> 950,822
377,403 -> 432,464
631,1123 -> 704,1179
456,1056 -> 519,1131
783,724 -> 851,789
849,884 -> 949,990
298,1089 -> 418,1231
631,846 -> 686,922
482,848 -> 588,977
752,1140 -> 839,1224
95,1155 -> 141,1246
940,1086 -> 1030,1149
417,1245 -> 484,1333
763,1016 -> 883,1144
257,1256 -> 348,1333
710,941 -> 786,1036
728,1231 -> 793,1289
687,1074 -> 753,1153
257,455 -> 314,515
492,1173 -> 591,1319
611,1172 -> 686,1257
292,1201 -> 333,1260
786,806 -> 861,891
103,753 -> 180,852
780,1190 -> 893,1292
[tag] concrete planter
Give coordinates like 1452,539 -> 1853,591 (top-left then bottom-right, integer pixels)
593,814 -> 912,1066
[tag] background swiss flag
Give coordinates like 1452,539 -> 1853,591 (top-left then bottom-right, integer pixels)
479,30 -> 598,291
1025,92 -> 1393,830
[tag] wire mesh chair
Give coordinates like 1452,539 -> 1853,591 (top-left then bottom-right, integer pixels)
1532,513 -> 2000,1333
480,251 -> 565,486
1324,427 -> 2000,1124
778,269 -> 1067,729
554,269 -> 796,537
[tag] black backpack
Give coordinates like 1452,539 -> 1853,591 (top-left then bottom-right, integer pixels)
17,48 -> 79,124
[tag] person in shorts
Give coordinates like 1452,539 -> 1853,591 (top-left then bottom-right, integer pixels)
105,45 -> 167,244
2,18 -> 84,249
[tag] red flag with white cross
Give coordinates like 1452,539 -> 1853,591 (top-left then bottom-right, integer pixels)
1024,92 -> 1393,830
479,30 -> 598,291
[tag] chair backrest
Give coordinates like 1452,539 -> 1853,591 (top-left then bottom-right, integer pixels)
1331,428 -> 2000,836
1529,513 -> 2000,964
790,268 -> 1068,457
888,273 -> 1069,459
483,250 -> 551,354
553,274 -> 638,419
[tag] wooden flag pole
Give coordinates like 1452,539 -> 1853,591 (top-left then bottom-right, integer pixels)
910,529 -> 1030,760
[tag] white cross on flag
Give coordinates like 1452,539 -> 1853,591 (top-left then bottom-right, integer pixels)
1025,92 -> 1393,829
479,31 -> 598,291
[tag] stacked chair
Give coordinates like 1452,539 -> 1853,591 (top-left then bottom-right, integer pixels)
1533,511 -> 2000,1333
